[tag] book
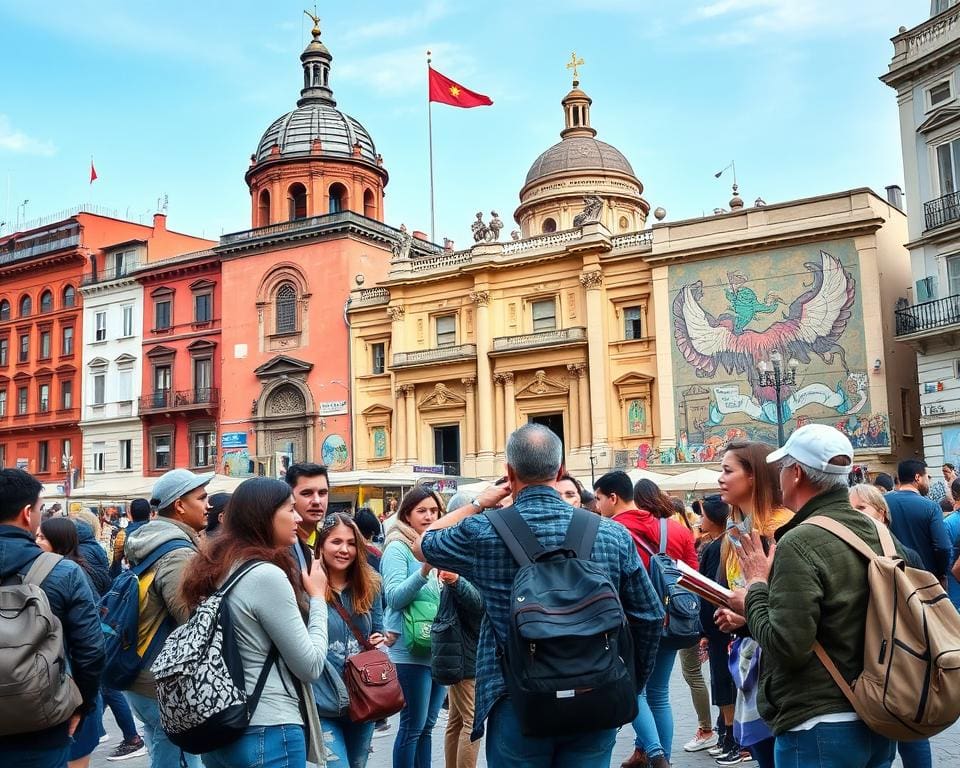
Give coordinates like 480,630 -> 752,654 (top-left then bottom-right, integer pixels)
675,560 -> 734,608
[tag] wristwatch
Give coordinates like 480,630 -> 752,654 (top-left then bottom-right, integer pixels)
470,498 -> 483,511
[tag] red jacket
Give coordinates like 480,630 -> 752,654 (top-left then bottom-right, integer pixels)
613,509 -> 698,570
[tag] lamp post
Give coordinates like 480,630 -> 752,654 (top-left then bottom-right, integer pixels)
756,350 -> 799,448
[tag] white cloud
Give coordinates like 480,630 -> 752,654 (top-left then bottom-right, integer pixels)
340,0 -> 451,44
0,116 -> 56,156
336,42 -> 475,96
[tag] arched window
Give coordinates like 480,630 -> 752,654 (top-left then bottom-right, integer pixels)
19,295 -> 31,317
542,217 -> 557,234
288,183 -> 307,221
328,183 -> 347,214
40,290 -> 53,313
275,284 -> 297,334
258,189 -> 271,227
0,299 -> 9,321
363,188 -> 376,218
62,285 -> 76,308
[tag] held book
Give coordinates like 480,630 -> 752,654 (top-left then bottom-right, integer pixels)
675,560 -> 734,609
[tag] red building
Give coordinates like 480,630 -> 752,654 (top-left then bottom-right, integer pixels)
136,249 -> 222,476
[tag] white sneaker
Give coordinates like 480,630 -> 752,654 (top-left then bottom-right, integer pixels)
684,728 -> 718,752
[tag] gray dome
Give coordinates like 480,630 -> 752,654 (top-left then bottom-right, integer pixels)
254,104 -> 378,165
525,137 -> 635,186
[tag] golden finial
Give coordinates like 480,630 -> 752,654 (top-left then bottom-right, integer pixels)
566,51 -> 585,84
304,8 -> 321,37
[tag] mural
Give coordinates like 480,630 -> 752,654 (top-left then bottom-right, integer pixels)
666,239 -> 889,461
627,399 -> 647,435
372,427 -> 388,459
944,425 -> 960,467
322,433 -> 350,469
223,448 -> 254,477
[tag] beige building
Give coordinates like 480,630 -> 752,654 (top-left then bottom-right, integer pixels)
348,79 -> 921,480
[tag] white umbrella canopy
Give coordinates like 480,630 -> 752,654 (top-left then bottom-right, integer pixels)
657,467 -> 722,492
627,467 -> 671,485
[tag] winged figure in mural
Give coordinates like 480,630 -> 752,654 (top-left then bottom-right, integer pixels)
672,250 -> 856,402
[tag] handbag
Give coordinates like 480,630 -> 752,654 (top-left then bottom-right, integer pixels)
402,588 -> 440,656
331,600 -> 405,723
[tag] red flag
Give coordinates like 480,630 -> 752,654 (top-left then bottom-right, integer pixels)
90,159 -> 98,184
428,67 -> 492,108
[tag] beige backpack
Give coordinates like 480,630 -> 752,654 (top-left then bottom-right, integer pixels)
803,515 -> 960,740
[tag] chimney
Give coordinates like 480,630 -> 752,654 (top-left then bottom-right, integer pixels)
412,230 -> 428,241
885,185 -> 904,211
153,212 -> 167,233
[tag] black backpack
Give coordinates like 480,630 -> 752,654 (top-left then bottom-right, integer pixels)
485,507 -> 638,738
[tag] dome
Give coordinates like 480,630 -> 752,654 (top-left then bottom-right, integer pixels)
254,104 -> 378,165
525,137 -> 636,185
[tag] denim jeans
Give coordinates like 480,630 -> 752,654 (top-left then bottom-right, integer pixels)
774,721 -> 895,768
101,686 -> 139,741
0,744 -> 69,768
125,690 -> 201,768
485,696 -> 617,767
320,716 -> 374,768
393,662 -> 446,768
632,644 -> 678,759
202,725 -> 305,768
898,739 -> 932,768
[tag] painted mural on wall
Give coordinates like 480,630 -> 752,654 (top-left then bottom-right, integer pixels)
663,239 -> 890,462
321,434 -> 350,469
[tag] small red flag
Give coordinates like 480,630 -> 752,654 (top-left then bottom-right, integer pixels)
90,160 -> 98,184
428,67 -> 492,108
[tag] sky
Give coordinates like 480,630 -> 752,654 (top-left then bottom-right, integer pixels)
0,0 -> 932,246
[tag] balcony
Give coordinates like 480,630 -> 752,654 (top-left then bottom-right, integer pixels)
895,294 -> 960,347
139,387 -> 220,414
924,191 -> 960,231
491,326 -> 588,353
391,344 -> 477,369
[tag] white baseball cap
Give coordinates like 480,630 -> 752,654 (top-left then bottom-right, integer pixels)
766,424 -> 854,475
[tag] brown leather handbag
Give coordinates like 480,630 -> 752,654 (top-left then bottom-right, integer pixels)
331,600 -> 405,723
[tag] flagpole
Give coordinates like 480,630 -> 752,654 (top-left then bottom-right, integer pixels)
427,50 -> 436,243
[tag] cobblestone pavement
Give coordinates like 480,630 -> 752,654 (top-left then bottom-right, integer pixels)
92,664 -> 960,767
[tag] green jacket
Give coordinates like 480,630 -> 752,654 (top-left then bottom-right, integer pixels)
744,487 -> 905,734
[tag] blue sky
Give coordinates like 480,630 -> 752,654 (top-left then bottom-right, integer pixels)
0,0 -> 930,245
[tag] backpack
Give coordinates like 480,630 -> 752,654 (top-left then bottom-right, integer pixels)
804,515 -> 960,740
151,560 -> 278,753
98,539 -> 194,689
630,518 -> 701,648
0,552 -> 83,736
485,507 -> 638,738
430,586 -> 466,685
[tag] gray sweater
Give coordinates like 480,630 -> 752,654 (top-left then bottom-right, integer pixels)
223,562 -> 328,727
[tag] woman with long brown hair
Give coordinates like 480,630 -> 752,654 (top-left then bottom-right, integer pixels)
179,477 -> 329,768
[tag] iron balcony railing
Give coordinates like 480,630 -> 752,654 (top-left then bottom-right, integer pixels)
391,344 -> 477,368
895,294 -> 960,336
492,326 -> 588,352
924,191 -> 960,231
139,387 -> 220,412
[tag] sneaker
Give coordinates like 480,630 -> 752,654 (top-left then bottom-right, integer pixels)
684,727 -> 718,752
99,733 -> 111,744
107,736 -> 147,761
708,743 -> 726,757
716,747 -> 751,766
373,723 -> 391,738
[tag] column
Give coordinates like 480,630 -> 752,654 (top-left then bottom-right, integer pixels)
576,364 -> 591,448
566,364 -> 581,449
494,374 -> 506,456
404,384 -> 417,462
462,377 -> 477,456
580,270 -> 607,445
471,291 -> 495,464
387,304 -> 406,343
502,372 -> 516,438
394,386 -> 407,464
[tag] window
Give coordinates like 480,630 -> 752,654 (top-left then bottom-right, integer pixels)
93,373 -> 106,405
436,315 -> 456,347
39,331 -> 51,360
38,441 -> 48,473
258,189 -> 271,227
40,290 -> 53,313
949,255 -> 960,297
62,285 -> 75,307
17,387 -> 27,414
194,293 -> 212,323
288,183 -> 307,220
0,444 -> 5,468
192,430 -> 215,467
0,299 -> 8,320
364,188 -> 376,218
936,138 -> 960,195
152,433 -> 172,470
61,439 -> 72,469
193,358 -> 212,398
155,299 -> 172,330
542,217 -> 557,234
624,306 -> 643,339
0,389 -> 6,416
92,443 -> 105,473
275,284 -> 297,334
62,326 -> 74,356
153,365 -> 171,406
371,342 -> 386,374
329,183 -> 346,214
119,439 -> 132,470
117,369 -> 133,402
38,384 -> 49,413
0,338 -> 6,366
930,80 -> 953,108
19,295 -> 31,317
122,305 -> 134,337
531,299 -> 557,332
18,334 -> 28,363
932,0 -> 957,16
61,380 -> 72,409
113,251 -> 129,278
95,311 -> 107,342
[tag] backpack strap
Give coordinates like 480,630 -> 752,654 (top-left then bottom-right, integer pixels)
246,645 -> 280,718
562,508 -> 600,560
485,507 -> 545,566
812,641 -> 861,714
802,516 -> 893,560
658,518 -> 668,555
218,560 -> 267,597
131,539 -> 194,577
22,552 -> 64,587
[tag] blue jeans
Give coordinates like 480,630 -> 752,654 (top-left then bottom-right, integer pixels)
202,725 -> 305,768
898,739 -> 932,768
321,716 -> 374,768
632,644 -> 678,760
101,686 -> 139,741
0,744 -> 69,768
125,690 -> 201,768
775,721 -> 895,768
393,663 -> 446,768
486,696 -> 617,767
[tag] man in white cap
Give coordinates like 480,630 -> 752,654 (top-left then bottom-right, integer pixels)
727,424 -> 900,767
122,468 -> 213,768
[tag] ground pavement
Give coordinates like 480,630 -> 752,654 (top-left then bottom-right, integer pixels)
92,664 -> 960,767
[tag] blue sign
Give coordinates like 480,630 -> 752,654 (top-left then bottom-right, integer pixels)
413,465 -> 444,475
221,432 -> 248,449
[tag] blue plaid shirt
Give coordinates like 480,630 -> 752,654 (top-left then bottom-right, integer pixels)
420,485 -> 664,739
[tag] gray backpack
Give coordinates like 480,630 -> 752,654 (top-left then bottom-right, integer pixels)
0,552 -> 83,736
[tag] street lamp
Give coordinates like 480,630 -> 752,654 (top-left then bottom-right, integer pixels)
756,350 -> 799,448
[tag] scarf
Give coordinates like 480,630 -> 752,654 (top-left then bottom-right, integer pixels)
383,518 -> 420,552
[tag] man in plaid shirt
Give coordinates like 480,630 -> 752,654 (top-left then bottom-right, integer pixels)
419,423 -> 663,767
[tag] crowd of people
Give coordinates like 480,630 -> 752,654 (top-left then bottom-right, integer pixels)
1,423 -> 959,768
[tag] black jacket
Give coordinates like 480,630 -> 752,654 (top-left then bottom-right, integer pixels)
75,521 -> 112,597
430,577 -> 483,685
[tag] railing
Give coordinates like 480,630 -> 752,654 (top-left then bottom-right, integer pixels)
894,6 -> 960,65
895,293 -> 960,335
349,287 -> 390,307
81,265 -> 140,286
139,387 -> 220,411
492,326 -> 588,352
611,230 -> 654,250
924,191 -> 960,231
0,233 -> 81,266
410,250 -> 474,272
392,344 -> 477,368
502,228 -> 582,255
